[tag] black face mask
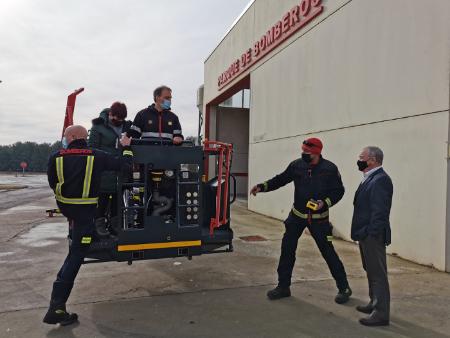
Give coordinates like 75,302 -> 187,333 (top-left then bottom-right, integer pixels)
110,119 -> 123,127
302,153 -> 312,163
357,160 -> 368,172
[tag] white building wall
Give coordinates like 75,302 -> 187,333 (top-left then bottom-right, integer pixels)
204,0 -> 450,270
249,0 -> 449,142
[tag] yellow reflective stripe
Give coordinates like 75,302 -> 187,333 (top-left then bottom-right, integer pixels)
82,156 -> 94,198
55,157 -> 64,197
325,198 -> 332,208
55,195 -> 98,205
292,207 -> 308,219
118,240 -> 201,252
81,236 -> 92,244
292,207 -> 329,219
123,150 -> 133,156
54,155 -> 97,205
312,211 -> 329,219
263,182 -> 268,191
327,236 -> 333,242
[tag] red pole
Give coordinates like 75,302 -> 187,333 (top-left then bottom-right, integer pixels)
203,105 -> 210,179
221,145 -> 232,224
62,88 -> 84,139
211,147 -> 224,235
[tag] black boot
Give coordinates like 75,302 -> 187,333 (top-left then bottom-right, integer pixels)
359,313 -> 389,327
43,303 -> 78,326
267,286 -> 291,300
335,287 -> 352,304
356,303 -> 374,314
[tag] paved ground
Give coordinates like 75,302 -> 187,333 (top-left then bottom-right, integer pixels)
0,174 -> 449,337
0,174 -> 52,243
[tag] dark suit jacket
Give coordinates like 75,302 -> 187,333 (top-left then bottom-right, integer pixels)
351,168 -> 393,245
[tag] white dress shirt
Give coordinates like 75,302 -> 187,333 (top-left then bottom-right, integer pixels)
361,166 -> 382,184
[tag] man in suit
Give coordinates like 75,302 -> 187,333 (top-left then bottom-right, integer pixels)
351,146 -> 393,326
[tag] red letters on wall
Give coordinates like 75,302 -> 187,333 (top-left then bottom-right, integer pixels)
217,0 -> 323,89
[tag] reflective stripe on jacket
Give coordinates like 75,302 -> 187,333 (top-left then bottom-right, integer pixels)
47,139 -> 133,205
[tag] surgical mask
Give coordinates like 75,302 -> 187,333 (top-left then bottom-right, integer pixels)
302,153 -> 312,163
357,160 -> 368,171
161,99 -> 171,110
62,137 -> 69,149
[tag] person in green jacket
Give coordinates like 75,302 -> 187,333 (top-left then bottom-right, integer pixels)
88,102 -> 132,236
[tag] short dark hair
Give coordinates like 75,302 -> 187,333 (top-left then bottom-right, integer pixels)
153,85 -> 172,101
110,101 -> 127,120
366,146 -> 384,164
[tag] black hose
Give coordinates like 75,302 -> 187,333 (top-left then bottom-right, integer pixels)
151,190 -> 173,216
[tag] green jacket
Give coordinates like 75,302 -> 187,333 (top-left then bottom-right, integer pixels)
88,108 -> 132,193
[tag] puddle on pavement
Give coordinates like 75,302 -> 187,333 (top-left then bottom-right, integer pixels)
0,252 -> 14,257
16,222 -> 67,247
0,205 -> 45,215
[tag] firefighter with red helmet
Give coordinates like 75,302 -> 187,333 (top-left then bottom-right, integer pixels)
250,137 -> 352,304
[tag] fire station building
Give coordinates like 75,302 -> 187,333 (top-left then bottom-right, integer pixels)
200,0 -> 450,271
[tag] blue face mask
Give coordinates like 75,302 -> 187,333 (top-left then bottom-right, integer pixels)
62,137 -> 69,149
161,99 -> 171,110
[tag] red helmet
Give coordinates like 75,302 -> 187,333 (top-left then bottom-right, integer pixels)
301,137 -> 323,155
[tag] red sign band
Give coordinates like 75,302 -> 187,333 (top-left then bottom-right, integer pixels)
218,0 -> 324,90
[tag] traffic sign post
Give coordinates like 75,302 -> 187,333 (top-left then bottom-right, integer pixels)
20,162 -> 27,177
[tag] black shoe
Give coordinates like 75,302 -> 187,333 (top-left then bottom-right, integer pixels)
267,286 -> 291,300
335,287 -> 352,304
359,316 -> 389,327
43,305 -> 78,326
356,303 -> 374,314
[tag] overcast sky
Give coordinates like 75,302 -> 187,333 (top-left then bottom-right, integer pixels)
0,0 -> 249,145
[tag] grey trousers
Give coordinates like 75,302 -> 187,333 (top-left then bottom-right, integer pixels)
359,233 -> 390,320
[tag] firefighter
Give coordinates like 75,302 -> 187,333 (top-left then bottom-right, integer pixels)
43,125 -> 133,326
250,138 -> 352,304
128,85 -> 184,144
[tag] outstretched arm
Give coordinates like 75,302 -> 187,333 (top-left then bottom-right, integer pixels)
250,162 -> 294,196
98,135 -> 134,172
128,112 -> 144,139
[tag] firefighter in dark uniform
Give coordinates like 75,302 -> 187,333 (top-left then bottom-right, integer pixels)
250,138 -> 352,304
128,85 -> 184,144
43,125 -> 133,326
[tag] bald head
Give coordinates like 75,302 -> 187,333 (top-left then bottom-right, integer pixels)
64,125 -> 88,145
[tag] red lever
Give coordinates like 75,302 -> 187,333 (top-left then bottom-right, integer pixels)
62,88 -> 84,139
